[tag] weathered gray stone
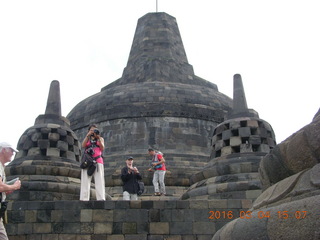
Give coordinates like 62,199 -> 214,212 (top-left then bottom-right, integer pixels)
57,140 -> 68,151
214,140 -> 225,151
259,111 -> 320,188
311,163 -> 320,187
258,144 -> 270,153
150,222 -> 169,235
48,132 -> 60,142
230,137 -> 241,147
247,120 -> 259,128
280,130 -> 318,173
28,147 -> 41,156
31,132 -> 42,142
38,139 -> 50,149
46,148 -> 60,157
249,135 -> 261,145
238,127 -> 251,137
221,146 -> 232,156
222,130 -> 232,140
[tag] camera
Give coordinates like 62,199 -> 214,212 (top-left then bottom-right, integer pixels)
91,129 -> 100,137
87,147 -> 95,156
94,129 -> 100,135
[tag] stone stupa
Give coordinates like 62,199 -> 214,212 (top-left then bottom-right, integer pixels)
181,74 -> 277,201
6,80 -> 111,201
67,12 -> 233,198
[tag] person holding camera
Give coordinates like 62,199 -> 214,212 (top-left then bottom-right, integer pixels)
148,148 -> 166,196
121,157 -> 142,200
0,142 -> 21,239
80,124 -> 106,201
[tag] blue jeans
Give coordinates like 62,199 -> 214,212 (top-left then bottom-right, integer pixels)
153,170 -> 166,194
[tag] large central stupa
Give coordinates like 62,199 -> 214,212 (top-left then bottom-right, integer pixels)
67,12 -> 232,197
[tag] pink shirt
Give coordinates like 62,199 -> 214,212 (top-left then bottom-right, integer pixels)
85,140 -> 104,164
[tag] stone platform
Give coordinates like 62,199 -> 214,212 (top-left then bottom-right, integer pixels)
6,199 -> 253,240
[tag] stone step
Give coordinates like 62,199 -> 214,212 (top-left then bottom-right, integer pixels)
190,160 -> 262,184
112,193 -> 180,201
106,185 -> 188,200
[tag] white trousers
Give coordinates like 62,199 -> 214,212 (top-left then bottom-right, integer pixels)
80,163 -> 105,201
152,170 -> 166,194
0,219 -> 8,240
123,191 -> 138,200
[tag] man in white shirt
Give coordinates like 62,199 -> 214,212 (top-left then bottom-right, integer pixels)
0,142 -> 21,240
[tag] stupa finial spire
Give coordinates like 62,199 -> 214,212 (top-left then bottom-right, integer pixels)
233,74 -> 248,113
45,80 -> 61,116
227,74 -> 259,119
35,80 -> 70,126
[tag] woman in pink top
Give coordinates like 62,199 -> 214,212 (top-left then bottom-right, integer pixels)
80,124 -> 106,201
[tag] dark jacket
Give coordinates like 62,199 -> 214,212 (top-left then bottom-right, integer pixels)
121,167 -> 142,194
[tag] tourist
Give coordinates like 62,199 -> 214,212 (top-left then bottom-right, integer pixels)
121,157 -> 142,200
80,124 -> 106,201
0,142 -> 21,240
148,148 -> 166,196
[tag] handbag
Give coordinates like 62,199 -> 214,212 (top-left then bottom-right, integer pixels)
80,152 -> 94,169
0,201 -> 8,220
80,152 -> 98,176
87,161 -> 97,176
137,181 -> 144,196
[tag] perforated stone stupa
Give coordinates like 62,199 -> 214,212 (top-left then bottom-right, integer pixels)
6,81 -> 107,200
181,74 -> 276,200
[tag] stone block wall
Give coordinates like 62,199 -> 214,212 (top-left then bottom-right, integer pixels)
6,199 -> 252,240
72,117 -> 220,195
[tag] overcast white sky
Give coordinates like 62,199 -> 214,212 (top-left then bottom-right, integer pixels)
1,0 -> 319,148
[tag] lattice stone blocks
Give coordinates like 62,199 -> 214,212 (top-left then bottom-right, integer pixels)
211,118 -> 276,158
17,123 -> 81,161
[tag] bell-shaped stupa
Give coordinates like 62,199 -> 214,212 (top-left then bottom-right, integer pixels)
6,81 -> 110,200
67,12 -> 233,198
181,74 -> 277,201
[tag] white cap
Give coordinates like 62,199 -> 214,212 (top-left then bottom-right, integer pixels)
0,142 -> 19,152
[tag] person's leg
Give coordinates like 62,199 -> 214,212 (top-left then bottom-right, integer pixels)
130,194 -> 138,200
123,191 -> 130,200
80,169 -> 92,201
94,163 -> 106,200
0,220 -> 8,240
158,170 -> 166,195
152,171 -> 160,195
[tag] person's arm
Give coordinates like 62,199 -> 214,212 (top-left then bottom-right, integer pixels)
121,167 -> 131,182
0,177 -> 21,193
152,154 -> 165,166
131,166 -> 142,180
81,133 -> 91,148
98,137 -> 105,151
158,155 -> 165,164
82,128 -> 96,148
